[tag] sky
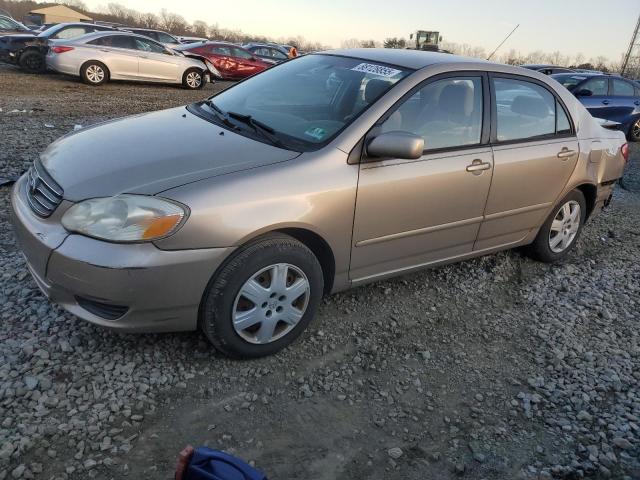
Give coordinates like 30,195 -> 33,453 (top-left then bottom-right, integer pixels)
81,0 -> 638,61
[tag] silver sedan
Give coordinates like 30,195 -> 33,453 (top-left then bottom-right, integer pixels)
46,31 -> 214,89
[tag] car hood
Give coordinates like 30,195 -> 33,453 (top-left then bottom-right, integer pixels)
41,106 -> 301,201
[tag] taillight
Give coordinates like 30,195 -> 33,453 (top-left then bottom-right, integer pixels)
51,46 -> 74,54
621,143 -> 629,163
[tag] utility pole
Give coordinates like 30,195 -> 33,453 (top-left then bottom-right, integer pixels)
621,13 -> 640,77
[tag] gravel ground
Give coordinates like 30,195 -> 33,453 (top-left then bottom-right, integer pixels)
0,64 -> 639,480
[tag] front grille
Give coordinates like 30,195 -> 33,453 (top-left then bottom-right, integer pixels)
25,160 -> 63,218
75,296 -> 129,320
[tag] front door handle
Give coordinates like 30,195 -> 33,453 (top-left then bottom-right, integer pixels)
602,100 -> 610,105
557,148 -> 576,159
466,160 -> 491,174
635,100 -> 640,106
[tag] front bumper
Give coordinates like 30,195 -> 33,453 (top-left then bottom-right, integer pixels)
10,174 -> 233,332
0,49 -> 19,65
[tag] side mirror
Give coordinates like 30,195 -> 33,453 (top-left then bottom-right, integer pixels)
366,131 -> 424,160
575,89 -> 593,97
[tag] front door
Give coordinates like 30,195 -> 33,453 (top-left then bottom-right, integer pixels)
476,75 -> 580,250
576,77 -> 611,121
133,37 -> 178,81
231,47 -> 263,78
350,75 -> 493,283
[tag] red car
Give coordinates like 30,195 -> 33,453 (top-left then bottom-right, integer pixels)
176,42 -> 270,80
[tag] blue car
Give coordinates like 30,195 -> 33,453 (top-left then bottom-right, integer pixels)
551,73 -> 640,141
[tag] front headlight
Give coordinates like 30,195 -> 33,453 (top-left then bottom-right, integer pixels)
61,195 -> 187,242
204,60 -> 220,77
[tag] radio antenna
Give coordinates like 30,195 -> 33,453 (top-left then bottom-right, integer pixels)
487,24 -> 520,60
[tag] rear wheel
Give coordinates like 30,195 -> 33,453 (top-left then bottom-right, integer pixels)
628,118 -> 640,142
528,190 -> 586,263
19,50 -> 45,73
182,68 -> 205,90
199,234 -> 323,358
81,61 -> 109,86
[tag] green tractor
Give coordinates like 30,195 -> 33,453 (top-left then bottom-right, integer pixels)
409,30 -> 447,52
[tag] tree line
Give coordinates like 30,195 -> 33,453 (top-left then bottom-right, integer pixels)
0,0 -> 618,70
0,0 -> 329,51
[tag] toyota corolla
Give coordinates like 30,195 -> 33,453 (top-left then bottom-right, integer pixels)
11,49 -> 627,358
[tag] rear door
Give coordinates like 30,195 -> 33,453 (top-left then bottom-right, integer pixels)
477,75 -> 579,250
133,37 -> 179,81
607,78 -> 640,129
87,35 -> 138,79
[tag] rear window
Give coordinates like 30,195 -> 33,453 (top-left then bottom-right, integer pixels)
494,78 -> 570,142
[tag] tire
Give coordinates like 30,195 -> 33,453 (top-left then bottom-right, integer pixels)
627,118 -> 640,142
81,61 -> 109,86
528,190 -> 587,263
19,50 -> 45,73
182,68 -> 205,90
199,233 -> 324,359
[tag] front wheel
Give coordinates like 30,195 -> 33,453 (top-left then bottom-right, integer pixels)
19,50 -> 45,73
527,190 -> 586,263
199,234 -> 324,358
628,118 -> 640,142
182,68 -> 205,90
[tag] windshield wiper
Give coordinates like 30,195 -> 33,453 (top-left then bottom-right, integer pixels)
205,100 -> 238,130
227,111 -> 285,148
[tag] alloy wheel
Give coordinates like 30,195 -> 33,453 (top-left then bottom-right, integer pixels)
633,119 -> 640,139
548,200 -> 581,253
186,71 -> 202,88
86,64 -> 105,84
232,263 -> 310,345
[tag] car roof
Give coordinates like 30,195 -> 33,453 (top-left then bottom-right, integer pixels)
67,30 -> 165,43
323,48 -> 488,70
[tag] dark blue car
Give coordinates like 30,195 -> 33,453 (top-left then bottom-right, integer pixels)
551,73 -> 640,141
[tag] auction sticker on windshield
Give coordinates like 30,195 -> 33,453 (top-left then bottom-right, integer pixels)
351,63 -> 402,77
304,127 -> 326,140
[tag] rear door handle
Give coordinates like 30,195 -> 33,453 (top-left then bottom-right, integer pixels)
634,100 -> 640,106
602,100 -> 610,105
466,160 -> 491,173
557,148 -> 576,159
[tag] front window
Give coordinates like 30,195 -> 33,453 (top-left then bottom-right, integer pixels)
378,76 -> 483,151
197,54 -> 412,151
232,47 -> 254,59
612,79 -> 635,96
133,37 -> 165,54
551,74 -> 587,90
156,32 -> 178,44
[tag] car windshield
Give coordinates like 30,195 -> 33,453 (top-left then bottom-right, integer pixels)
551,74 -> 589,90
0,16 -> 26,30
197,54 -> 412,151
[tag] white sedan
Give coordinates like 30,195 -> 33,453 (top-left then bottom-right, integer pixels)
46,31 -> 216,89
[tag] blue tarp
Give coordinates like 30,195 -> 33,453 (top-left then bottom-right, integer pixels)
184,447 -> 268,480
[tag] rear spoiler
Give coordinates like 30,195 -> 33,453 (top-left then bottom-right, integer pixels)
594,117 -> 621,130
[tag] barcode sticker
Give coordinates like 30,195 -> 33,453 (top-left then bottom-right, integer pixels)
351,63 -> 402,77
